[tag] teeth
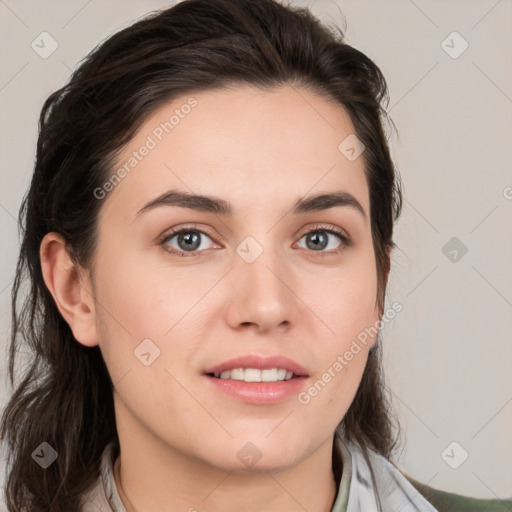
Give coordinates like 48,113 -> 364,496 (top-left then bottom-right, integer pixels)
277,368 -> 287,380
215,368 -> 295,382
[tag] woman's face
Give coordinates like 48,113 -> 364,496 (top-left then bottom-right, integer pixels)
87,84 -> 382,470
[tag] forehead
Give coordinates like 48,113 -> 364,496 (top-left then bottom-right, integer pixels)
99,83 -> 369,223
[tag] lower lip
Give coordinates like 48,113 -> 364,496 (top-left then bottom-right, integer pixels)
203,374 -> 309,405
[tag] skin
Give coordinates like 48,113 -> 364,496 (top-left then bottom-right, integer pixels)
40,84 -> 387,512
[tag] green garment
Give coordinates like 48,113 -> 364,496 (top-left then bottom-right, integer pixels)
405,475 -> 512,512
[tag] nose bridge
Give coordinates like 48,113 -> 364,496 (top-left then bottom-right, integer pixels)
235,229 -> 288,290
232,202 -> 282,265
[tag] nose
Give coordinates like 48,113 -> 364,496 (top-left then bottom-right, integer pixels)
224,244 -> 298,334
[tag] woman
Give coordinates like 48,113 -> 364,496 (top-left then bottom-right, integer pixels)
1,0 -> 509,511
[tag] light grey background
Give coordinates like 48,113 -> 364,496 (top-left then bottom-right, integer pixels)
0,0 -> 511,506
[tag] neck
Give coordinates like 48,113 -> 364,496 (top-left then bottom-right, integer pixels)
112,432 -> 339,512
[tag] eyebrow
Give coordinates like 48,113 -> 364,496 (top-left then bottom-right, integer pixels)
135,189 -> 366,219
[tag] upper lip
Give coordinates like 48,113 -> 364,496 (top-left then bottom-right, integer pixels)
203,354 -> 309,377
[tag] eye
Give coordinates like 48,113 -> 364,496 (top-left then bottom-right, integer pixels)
295,224 -> 351,255
160,227 -> 216,257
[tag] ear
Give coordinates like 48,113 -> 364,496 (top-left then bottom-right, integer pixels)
40,232 -> 99,347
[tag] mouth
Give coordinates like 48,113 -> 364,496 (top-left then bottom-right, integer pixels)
201,355 -> 309,404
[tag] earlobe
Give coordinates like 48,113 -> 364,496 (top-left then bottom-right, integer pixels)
39,232 -> 99,347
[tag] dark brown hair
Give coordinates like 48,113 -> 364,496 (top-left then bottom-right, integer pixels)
1,0 -> 403,510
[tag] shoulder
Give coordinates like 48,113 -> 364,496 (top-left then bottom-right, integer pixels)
404,474 -> 512,512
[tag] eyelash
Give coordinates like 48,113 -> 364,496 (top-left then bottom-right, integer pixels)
158,223 -> 351,258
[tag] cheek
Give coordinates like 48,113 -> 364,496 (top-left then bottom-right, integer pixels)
93,250 -> 212,384
298,275 -> 376,420
95,249 -> 200,337
93,261 -> 195,422
302,249 -> 379,406
92,254 -> 169,380
308,252 -> 379,347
